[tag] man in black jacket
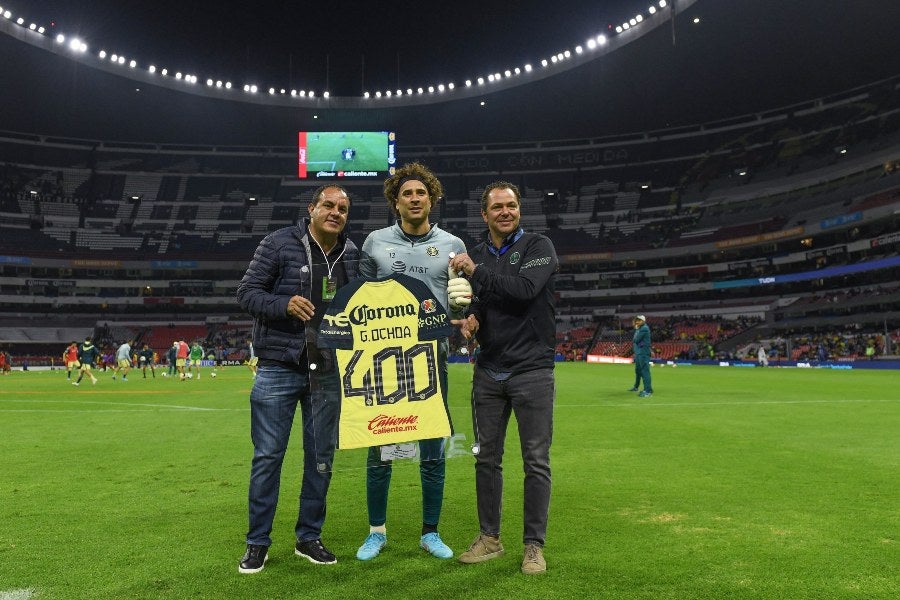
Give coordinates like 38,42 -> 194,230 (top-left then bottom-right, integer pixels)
235,184 -> 359,573
449,181 -> 558,575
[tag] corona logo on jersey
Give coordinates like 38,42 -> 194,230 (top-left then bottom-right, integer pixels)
318,274 -> 452,449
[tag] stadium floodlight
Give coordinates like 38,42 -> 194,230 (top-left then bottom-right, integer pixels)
308,90 -> 315,98
268,87 -> 275,94
597,34 -> 607,45
636,14 -> 643,22
68,38 -> 81,51
111,53 -> 118,62
375,91 -> 382,98
15,16 -> 22,24
323,91 -> 329,98
28,22 -> 35,30
649,5 -> 657,14
630,18 -> 637,26
417,87 -> 424,94
494,72 -> 501,80
541,59 -> 548,67
216,80 -> 223,88
503,70 -> 511,78
175,72 -> 183,79
476,77 -> 484,85
117,56 -> 125,64
129,59 -> 136,68
615,25 -> 623,33
437,84 -> 445,92
386,90 -> 392,97
524,64 -> 532,72
363,91 -> 370,98
396,89 -> 402,96
299,90 -> 306,96
2,11 -> 10,19
99,50 -> 107,59
250,85 -> 258,93
160,68 -> 167,76
427,85 -> 435,93
406,88 -> 413,95
550,56 -> 558,64
563,50 -> 571,59
280,88 -> 286,94
206,79 -> 213,86
659,0 -> 667,7
513,67 -> 520,75
488,74 -> 495,82
623,22 -> 630,30
225,81 -> 232,89
448,82 -> 454,90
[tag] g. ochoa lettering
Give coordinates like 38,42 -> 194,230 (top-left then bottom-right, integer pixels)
359,326 -> 412,342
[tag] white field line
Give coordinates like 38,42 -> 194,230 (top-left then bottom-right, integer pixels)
0,589 -> 36,600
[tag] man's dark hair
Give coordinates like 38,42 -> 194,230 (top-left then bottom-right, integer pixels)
480,181 -> 521,212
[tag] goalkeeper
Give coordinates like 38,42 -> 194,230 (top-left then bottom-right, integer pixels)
355,162 -> 470,562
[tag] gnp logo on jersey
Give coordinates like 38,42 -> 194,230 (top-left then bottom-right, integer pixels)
426,246 -> 439,257
509,251 -> 521,265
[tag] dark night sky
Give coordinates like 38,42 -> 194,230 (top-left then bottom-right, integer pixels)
2,0 -> 900,145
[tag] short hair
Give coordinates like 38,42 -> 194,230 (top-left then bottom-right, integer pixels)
383,162 -> 444,219
480,181 -> 521,212
311,184 -> 350,206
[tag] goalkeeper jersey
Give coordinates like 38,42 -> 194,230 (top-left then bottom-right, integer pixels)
318,273 -> 452,449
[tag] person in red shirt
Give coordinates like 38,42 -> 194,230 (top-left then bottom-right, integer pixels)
176,339 -> 190,380
63,342 -> 80,380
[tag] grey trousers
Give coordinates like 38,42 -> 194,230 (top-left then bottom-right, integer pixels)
471,366 -> 554,546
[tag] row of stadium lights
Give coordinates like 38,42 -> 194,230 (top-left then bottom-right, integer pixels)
3,1 -> 668,101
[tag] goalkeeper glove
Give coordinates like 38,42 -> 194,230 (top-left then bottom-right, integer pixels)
448,265 -> 472,311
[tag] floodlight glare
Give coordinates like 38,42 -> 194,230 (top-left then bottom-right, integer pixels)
99,50 -> 107,59
438,84 -> 445,92
659,0 -> 667,7
29,22 -> 35,30
417,87 -> 424,94
68,38 -> 81,51
250,85 -> 258,93
308,90 -> 314,97
225,81 -> 232,89
649,6 -> 657,14
216,80 -> 223,88
615,25 -> 623,33
160,68 -> 167,75
541,59 -> 548,67
396,89 -> 403,95
428,85 -> 435,93
38,26 -> 45,34
363,91 -> 370,98
117,56 -> 125,64
406,88 -> 413,95
550,56 -> 558,64
268,87 -> 275,94
636,15 -> 643,23
15,16 -> 22,24
128,59 -> 136,68
587,39 -> 596,49
3,11 -> 11,19
206,78 -> 213,86
323,91 -> 329,98
524,64 -> 532,72
476,77 -> 484,85
175,72 -> 183,79
597,34 -> 607,44
504,70 -> 511,78
385,90 -> 392,97
375,91 -> 382,98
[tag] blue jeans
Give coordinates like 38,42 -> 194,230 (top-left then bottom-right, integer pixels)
472,367 -> 554,546
246,364 -> 339,546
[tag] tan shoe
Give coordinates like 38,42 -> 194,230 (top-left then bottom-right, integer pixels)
521,543 -> 546,575
458,534 -> 505,564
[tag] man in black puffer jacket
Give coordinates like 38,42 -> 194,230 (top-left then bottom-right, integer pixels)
236,184 -> 359,573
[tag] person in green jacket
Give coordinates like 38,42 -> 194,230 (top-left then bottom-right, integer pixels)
629,315 -> 653,398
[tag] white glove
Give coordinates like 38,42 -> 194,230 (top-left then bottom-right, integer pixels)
448,265 -> 472,311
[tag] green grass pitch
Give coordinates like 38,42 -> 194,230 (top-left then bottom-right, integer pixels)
305,132 -> 389,172
0,363 -> 897,599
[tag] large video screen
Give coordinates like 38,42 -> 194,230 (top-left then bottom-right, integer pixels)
297,131 -> 396,179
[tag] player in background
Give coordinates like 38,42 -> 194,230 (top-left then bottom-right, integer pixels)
166,341 -> 177,377
176,339 -> 189,380
355,162 -> 470,561
112,339 -> 133,381
631,315 -> 653,397
72,337 -> 100,386
139,343 -> 156,378
63,341 -> 80,380
189,340 -> 205,379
